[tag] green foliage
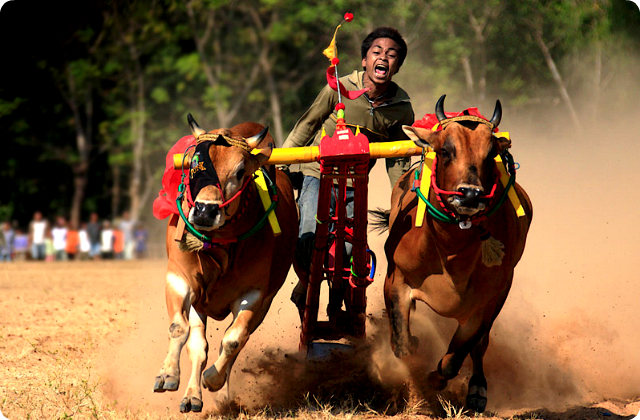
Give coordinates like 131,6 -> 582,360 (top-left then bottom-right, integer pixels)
1,0 -> 639,224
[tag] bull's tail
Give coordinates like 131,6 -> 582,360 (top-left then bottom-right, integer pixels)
368,208 -> 390,234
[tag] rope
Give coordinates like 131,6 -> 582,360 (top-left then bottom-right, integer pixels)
438,115 -> 495,131
413,150 -> 516,224
195,133 -> 253,152
176,167 -> 278,245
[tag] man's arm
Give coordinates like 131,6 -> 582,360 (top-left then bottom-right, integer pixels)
282,84 -> 336,149
385,105 -> 415,187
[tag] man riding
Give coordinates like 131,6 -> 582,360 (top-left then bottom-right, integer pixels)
281,27 -> 415,316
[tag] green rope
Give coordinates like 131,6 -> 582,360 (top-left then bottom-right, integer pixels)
176,167 -> 278,245
414,150 -> 516,224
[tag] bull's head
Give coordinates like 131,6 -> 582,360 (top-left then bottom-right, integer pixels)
186,114 -> 273,231
403,95 -> 511,220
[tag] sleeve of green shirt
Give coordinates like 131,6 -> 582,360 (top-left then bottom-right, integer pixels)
282,84 -> 337,149
385,105 -> 415,187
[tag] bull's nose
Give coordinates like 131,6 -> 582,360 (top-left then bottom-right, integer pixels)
193,202 -> 220,221
458,187 -> 486,205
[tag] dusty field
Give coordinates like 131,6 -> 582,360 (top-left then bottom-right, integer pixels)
2,118 -> 640,419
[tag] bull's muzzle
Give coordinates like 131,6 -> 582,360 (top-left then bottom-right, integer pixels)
190,201 -> 221,229
449,186 -> 487,215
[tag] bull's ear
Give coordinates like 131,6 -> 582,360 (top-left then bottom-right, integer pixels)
252,142 -> 273,167
403,125 -> 437,149
493,132 -> 512,153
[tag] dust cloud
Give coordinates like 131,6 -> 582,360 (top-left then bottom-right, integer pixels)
101,94 -> 640,416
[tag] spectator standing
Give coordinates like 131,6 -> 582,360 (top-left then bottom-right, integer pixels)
78,222 -> 91,260
100,220 -> 114,259
113,224 -> 124,259
134,223 -> 148,259
44,228 -> 55,262
119,211 -> 135,260
87,212 -> 101,260
0,221 -> 15,261
13,229 -> 29,261
65,222 -> 80,260
28,211 -> 48,260
51,216 -> 68,261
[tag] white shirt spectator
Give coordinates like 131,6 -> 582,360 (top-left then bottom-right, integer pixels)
79,229 -> 91,253
101,229 -> 114,252
32,220 -> 47,245
51,227 -> 67,251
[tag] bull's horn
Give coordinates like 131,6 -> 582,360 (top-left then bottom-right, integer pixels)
245,125 -> 269,150
187,113 -> 206,138
435,94 -> 447,122
489,100 -> 502,127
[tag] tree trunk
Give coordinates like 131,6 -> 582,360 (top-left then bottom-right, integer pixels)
259,55 -> 284,146
111,164 -> 121,220
468,11 -> 487,103
534,28 -> 581,128
66,70 -> 91,228
128,44 -> 146,224
448,22 -> 475,100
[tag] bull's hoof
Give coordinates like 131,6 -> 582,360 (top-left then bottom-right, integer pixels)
466,393 -> 487,413
466,374 -> 488,413
202,367 -> 227,392
426,370 -> 448,391
180,397 -> 203,413
437,359 -> 459,380
153,374 -> 180,392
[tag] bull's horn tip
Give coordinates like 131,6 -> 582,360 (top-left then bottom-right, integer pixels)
435,94 -> 447,122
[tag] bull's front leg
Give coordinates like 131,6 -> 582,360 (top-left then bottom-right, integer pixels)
154,272 -> 193,393
384,269 -> 418,358
202,290 -> 268,393
179,307 -> 208,413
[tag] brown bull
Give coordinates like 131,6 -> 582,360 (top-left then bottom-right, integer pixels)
375,96 -> 532,413
153,117 -> 298,413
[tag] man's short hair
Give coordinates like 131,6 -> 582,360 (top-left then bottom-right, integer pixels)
361,27 -> 408,68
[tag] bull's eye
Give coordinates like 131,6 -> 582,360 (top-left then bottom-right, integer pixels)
440,148 -> 450,160
236,168 -> 246,180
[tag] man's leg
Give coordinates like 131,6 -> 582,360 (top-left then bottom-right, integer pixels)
291,176 -> 320,311
326,187 -> 355,318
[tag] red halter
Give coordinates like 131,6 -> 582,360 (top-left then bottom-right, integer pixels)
430,154 -> 500,220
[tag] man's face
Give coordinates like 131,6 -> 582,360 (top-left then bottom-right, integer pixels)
361,37 -> 401,85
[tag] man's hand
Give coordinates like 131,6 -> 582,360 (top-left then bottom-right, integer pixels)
277,165 -> 304,190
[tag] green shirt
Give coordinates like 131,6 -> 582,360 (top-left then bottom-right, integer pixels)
282,70 -> 414,187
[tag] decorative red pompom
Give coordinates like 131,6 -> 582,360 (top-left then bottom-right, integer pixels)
344,12 -> 354,22
331,57 -> 340,65
335,103 -> 345,110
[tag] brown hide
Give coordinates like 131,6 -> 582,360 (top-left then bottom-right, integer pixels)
384,120 -> 532,413
154,122 -> 298,413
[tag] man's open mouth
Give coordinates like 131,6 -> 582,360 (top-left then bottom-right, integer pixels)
374,64 -> 388,77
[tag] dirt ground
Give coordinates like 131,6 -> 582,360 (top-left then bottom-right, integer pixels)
2,118 -> 640,419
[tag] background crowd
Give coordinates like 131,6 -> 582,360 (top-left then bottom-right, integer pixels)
0,211 -> 149,262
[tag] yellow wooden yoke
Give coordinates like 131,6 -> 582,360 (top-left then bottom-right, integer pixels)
172,152 -> 281,237
414,131 -> 525,228
172,133 -> 524,233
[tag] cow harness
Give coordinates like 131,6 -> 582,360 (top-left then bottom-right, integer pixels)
176,165 -> 278,248
412,148 -> 517,229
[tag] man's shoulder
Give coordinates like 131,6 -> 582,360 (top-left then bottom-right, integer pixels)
392,83 -> 411,103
